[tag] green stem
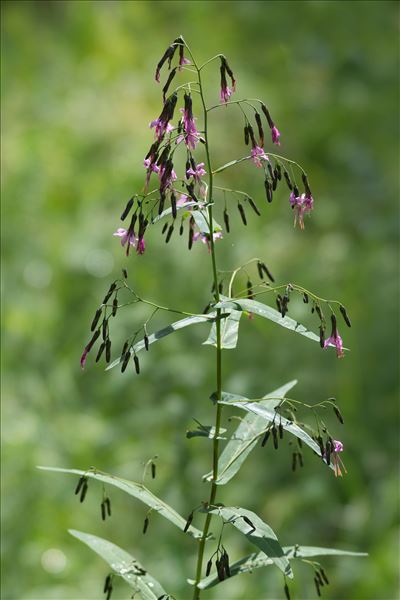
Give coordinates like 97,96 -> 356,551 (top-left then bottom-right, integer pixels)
185,44 -> 223,600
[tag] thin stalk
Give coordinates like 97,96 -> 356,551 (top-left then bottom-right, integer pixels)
183,41 -> 223,600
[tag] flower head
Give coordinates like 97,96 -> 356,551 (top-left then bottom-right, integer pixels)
323,314 -> 344,358
136,236 -> 146,255
251,145 -> 269,168
271,125 -> 281,146
177,93 -> 200,150
150,93 -> 177,141
186,162 -> 206,182
331,439 -> 346,477
193,229 -> 223,252
289,191 -> 314,229
113,228 -> 136,249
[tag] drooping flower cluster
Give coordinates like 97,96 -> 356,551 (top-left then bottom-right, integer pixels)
177,93 -> 200,151
219,55 -> 236,103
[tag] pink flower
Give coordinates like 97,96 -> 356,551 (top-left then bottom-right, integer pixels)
271,126 -> 281,146
177,94 -> 200,150
159,162 -> 177,193
323,314 -> 344,359
176,193 -> 190,207
186,162 -> 206,181
136,236 -> 146,255
80,348 -> 88,370
150,119 -> 174,142
220,84 -> 233,104
179,56 -> 191,70
251,145 -> 269,168
331,439 -> 346,477
113,228 -> 136,248
193,230 -> 223,252
289,191 -> 314,229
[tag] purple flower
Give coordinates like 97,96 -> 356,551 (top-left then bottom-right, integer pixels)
144,157 -> 160,190
113,228 -> 136,248
220,83 -> 233,104
177,94 -> 199,150
186,162 -> 206,181
150,119 -> 174,142
324,332 -> 344,359
179,56 -> 191,70
251,145 -> 269,168
289,192 -> 314,229
80,348 -> 88,370
136,236 -> 146,255
271,125 -> 281,146
193,230 -> 223,252
159,162 -> 177,193
176,193 -> 190,207
331,439 -> 346,477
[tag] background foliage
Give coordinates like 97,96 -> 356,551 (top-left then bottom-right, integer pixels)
2,1 -> 398,599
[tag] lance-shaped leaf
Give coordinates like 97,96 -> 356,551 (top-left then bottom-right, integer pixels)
191,209 -> 222,235
38,467 -> 203,539
206,506 -> 293,579
193,545 -> 367,590
105,313 -> 216,371
69,529 -> 167,600
203,309 -> 242,349
151,200 -> 200,224
217,397 -> 336,471
215,296 -> 322,344
203,380 -> 298,485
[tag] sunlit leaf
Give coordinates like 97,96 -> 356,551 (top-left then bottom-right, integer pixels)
38,467 -> 204,539
191,209 -> 222,234
205,506 -> 293,578
194,544 -> 367,589
217,396 -> 336,471
203,309 -> 242,349
151,200 -> 200,224
203,380 -> 298,485
69,529 -> 167,600
215,296 -> 321,344
104,313 -> 215,371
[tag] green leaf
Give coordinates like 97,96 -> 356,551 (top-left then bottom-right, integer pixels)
215,296 -> 321,344
206,506 -> 293,579
203,309 -> 242,349
186,420 -> 227,440
217,396 -> 336,471
105,313 -> 215,371
191,209 -> 222,235
69,529 -> 167,600
203,381 -> 298,485
151,200 -> 200,224
38,466 -> 203,539
194,545 -> 367,589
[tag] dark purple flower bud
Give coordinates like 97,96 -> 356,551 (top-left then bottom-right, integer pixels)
223,208 -> 230,233
162,67 -> 177,102
183,511 -> 193,533
237,202 -> 247,225
339,305 -> 352,328
255,111 -> 264,146
91,308 -> 102,332
284,170 -> 293,190
155,40 -> 178,82
246,196 -> 261,216
165,224 -> 174,243
143,516 -> 149,534
206,559 -> 213,576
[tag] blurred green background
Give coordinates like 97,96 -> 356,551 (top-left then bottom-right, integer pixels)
2,1 -> 399,599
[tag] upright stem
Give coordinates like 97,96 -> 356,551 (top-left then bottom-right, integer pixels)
191,60 -> 223,600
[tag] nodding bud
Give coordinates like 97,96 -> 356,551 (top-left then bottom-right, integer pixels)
105,339 -> 111,363
244,125 -> 250,145
303,292 -> 309,303
206,559 -> 213,577
254,111 -> 264,146
86,329 -> 100,353
247,279 -> 254,300
101,501 -> 106,521
74,475 -> 87,495
284,170 -> 293,191
91,308 -> 102,332
120,197 -> 134,221
260,102 -> 274,129
183,511 -> 193,533
223,208 -> 230,233
143,516 -> 149,534
247,124 -> 257,147
151,462 -> 156,479
79,479 -> 88,503
302,172 -> 312,197
122,268 -> 128,279
319,326 -> 325,348
298,452 -> 304,467
104,574 -> 112,594
315,304 -> 323,321
237,202 -> 247,225
216,557 -> 226,582
188,216 -> 195,250
222,549 -> 231,577
165,224 -> 174,243
134,354 -> 140,374
155,42 -> 177,82
162,67 -> 177,102
275,164 -> 282,180
314,576 -> 322,597
339,305 -> 351,328
95,342 -> 105,363
279,421 -> 284,439
272,425 -> 279,449
272,177 -> 278,191
330,313 -> 338,336
121,351 -> 131,373
144,335 -> 149,351
333,405 -> 344,424
171,193 -> 177,219
284,582 -> 291,600
104,497 -> 111,517
247,196 -> 261,216
102,320 -> 107,340
276,294 -> 282,312
261,429 -> 270,446
112,297 -> 118,317
103,282 -> 117,304
325,440 -> 331,466
293,185 -> 300,197
267,163 -> 274,180
264,179 -> 273,203
162,222 -> 168,235
179,220 -> 184,236
220,55 -> 236,89
121,341 -> 129,357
